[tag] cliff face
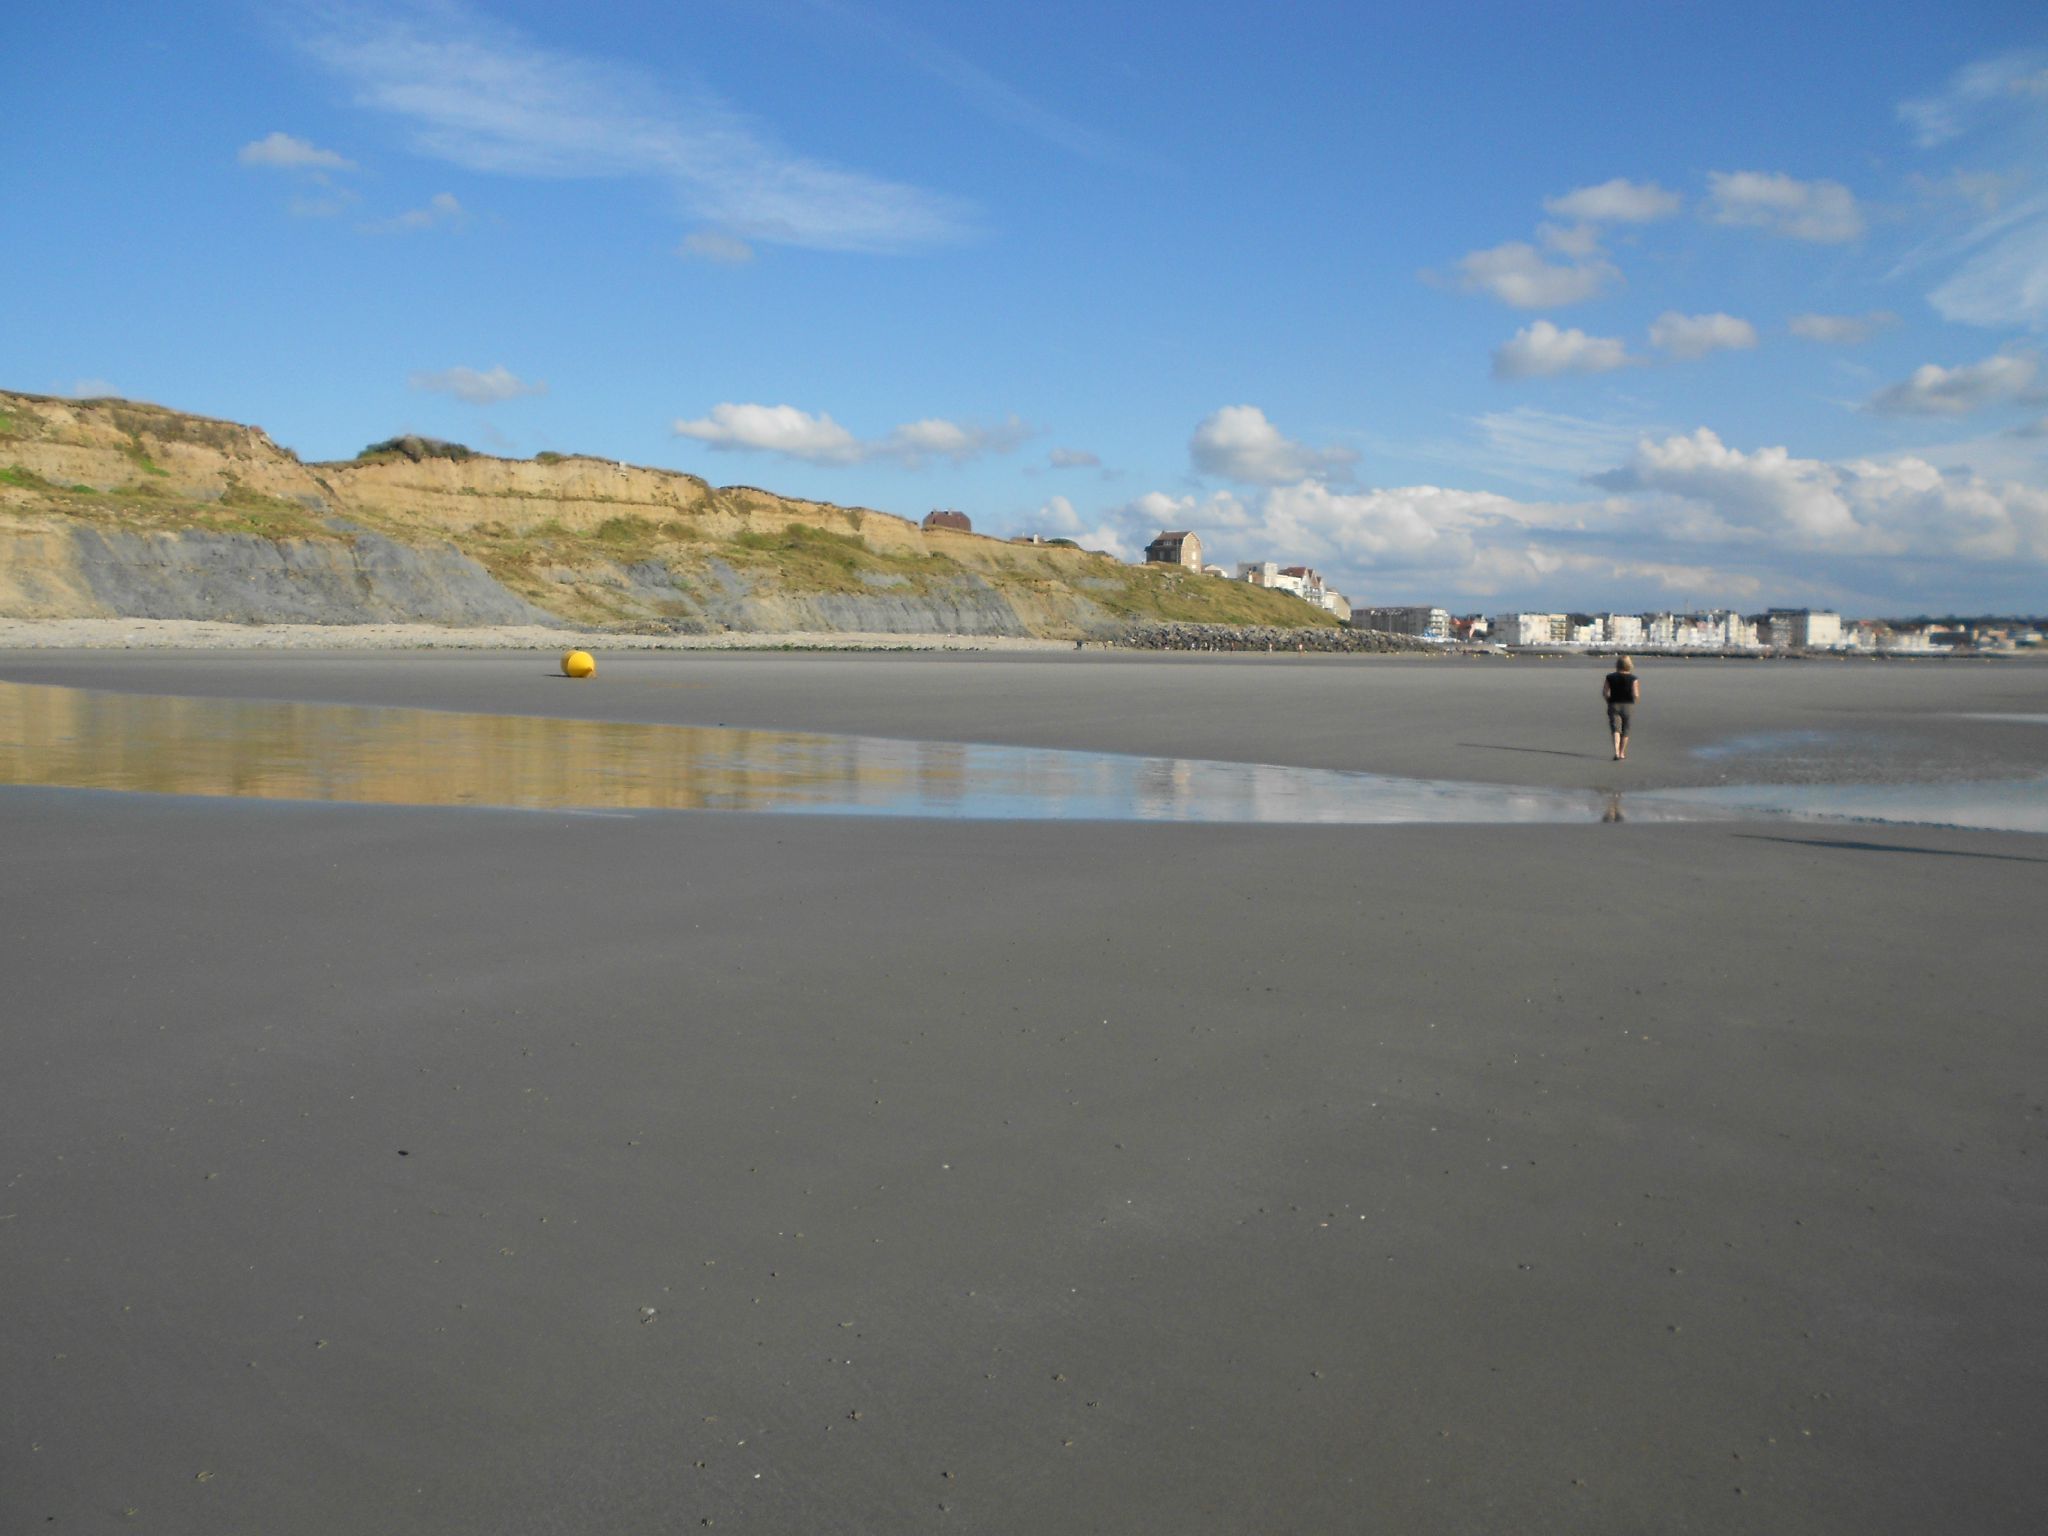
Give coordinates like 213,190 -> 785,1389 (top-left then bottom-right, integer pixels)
0,392 -> 1335,637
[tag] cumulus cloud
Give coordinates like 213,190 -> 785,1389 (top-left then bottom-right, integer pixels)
238,131 -> 355,171
296,1 -> 966,253
1033,494 -> 1132,558
1189,406 -> 1356,484
1789,311 -> 1898,345
1866,352 -> 2038,415
1705,171 -> 1865,243
1542,178 -> 1682,224
1078,425 -> 2048,609
1047,447 -> 1101,469
1452,240 -> 1619,308
1592,427 -> 2048,561
409,365 -> 547,404
1492,322 -> 1634,380
1536,222 -> 1603,257
672,403 -> 1030,467
678,231 -> 756,265
1649,311 -> 1759,360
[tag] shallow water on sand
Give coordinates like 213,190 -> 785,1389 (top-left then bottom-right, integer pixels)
0,681 -> 1680,825
1,681 -> 2040,831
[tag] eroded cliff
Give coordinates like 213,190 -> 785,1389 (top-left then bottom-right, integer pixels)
0,392 -> 1335,637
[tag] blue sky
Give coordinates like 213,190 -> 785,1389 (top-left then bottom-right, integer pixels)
7,0 -> 2048,613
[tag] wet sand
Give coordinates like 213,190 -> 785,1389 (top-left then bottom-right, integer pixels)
3,651 -> 2045,1533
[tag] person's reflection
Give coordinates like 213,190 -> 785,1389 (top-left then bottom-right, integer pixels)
1602,792 -> 1625,823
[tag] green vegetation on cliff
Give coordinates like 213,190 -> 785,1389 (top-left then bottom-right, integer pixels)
0,390 -> 1338,636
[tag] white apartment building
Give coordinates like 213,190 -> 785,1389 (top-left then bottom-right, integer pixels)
1766,609 -> 1843,649
1604,615 -> 1645,647
1493,612 -> 1567,646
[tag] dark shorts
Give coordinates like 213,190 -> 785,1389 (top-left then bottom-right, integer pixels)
1607,704 -> 1632,735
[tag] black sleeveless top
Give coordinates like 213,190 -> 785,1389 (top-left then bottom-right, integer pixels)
1605,671 -> 1637,704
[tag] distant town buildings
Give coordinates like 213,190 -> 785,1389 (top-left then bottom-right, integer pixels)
1121,534 -> 2041,652
1238,561 -> 1350,618
922,509 -> 972,533
1352,605 -> 1451,641
1146,530 -> 1203,568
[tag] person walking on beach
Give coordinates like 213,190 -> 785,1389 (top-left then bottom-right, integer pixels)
1603,655 -> 1639,761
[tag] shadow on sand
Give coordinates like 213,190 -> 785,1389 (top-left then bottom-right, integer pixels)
1735,833 -> 2048,865
1457,742 -> 1600,760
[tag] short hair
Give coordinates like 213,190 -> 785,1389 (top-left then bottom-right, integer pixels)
1616,655 -> 1633,671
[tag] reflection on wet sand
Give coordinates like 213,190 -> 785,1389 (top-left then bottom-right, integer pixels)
9,681 -> 2033,830
0,681 -> 1648,825
0,682 -> 966,814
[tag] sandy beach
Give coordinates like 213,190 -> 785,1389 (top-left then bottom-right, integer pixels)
3,649 -> 2045,1534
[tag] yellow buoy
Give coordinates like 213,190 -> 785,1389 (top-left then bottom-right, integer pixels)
561,649 -> 596,679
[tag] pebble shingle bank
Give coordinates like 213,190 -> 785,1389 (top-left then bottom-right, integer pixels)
1110,622 -> 1437,653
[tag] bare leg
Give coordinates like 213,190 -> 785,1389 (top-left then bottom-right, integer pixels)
1618,727 -> 1628,760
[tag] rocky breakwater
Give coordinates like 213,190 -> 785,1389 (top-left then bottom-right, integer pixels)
1114,621 -> 1438,653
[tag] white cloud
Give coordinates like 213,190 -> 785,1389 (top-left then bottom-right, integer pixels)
674,403 -> 861,463
1866,352 -> 2038,415
1649,311 -> 1759,360
1033,494 -> 1131,558
678,232 -> 756,265
1926,204 -> 2048,328
1789,311 -> 1898,345
1047,448 -> 1101,469
1461,407 -> 1662,485
1536,222 -> 1602,257
1900,52 -> 2048,147
1250,480 -> 1514,569
289,189 -> 361,219
366,192 -> 469,233
1095,428 -> 2048,609
1492,321 -> 1634,380
1542,178 -> 1681,224
1189,406 -> 1356,484
1592,428 -> 2048,561
297,2 -> 967,253
671,403 -> 1029,467
238,131 -> 355,171
1705,171 -> 1865,243
1452,240 -> 1618,308
409,365 -> 547,404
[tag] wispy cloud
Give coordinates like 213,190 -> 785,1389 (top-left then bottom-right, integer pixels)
1789,311 -> 1898,345
1900,51 -> 2048,148
410,364 -> 546,403
672,402 -> 1030,468
797,0 -> 1134,166
364,190 -> 469,233
678,231 -> 756,265
292,1 -> 969,253
1047,447 -> 1101,469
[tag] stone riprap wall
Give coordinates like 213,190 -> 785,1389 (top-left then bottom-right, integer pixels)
1112,622 -> 1437,653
